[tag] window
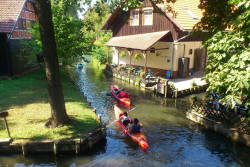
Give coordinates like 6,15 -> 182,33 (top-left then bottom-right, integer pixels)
143,10 -> 153,25
131,10 -> 139,26
189,49 -> 193,55
183,8 -> 198,20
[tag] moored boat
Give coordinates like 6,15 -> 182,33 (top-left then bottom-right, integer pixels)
114,105 -> 148,151
111,85 -> 130,106
77,63 -> 84,68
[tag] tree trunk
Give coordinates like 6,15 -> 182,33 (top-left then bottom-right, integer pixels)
36,0 -> 69,127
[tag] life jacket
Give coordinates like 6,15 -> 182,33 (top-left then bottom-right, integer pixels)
132,124 -> 140,132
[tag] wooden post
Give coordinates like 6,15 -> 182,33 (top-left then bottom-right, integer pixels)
88,137 -> 93,149
118,48 -> 120,66
107,46 -> 109,64
101,128 -> 106,140
98,114 -> 102,123
142,51 -> 147,72
165,79 -> 169,98
75,140 -> 80,154
175,88 -> 178,98
128,50 -> 132,67
0,111 -> 11,138
4,117 -> 11,138
54,141 -> 59,155
22,142 -> 27,155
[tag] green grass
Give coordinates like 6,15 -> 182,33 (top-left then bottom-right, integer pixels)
0,68 -> 99,140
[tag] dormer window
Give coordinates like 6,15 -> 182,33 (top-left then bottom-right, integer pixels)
130,9 -> 139,26
143,7 -> 153,25
183,8 -> 198,20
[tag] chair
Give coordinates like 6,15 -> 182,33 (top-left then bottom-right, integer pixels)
135,67 -> 141,75
146,69 -> 153,77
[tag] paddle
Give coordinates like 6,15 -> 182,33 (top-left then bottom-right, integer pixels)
106,105 -> 140,127
139,111 -> 154,121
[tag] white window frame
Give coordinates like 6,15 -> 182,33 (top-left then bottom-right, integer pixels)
130,9 -> 139,26
183,8 -> 198,20
143,8 -> 153,25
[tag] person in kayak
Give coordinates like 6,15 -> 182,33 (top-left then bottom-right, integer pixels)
128,118 -> 142,133
113,88 -> 120,95
120,112 -> 133,127
117,88 -> 129,98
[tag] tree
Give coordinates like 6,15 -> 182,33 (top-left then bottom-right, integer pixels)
82,1 -> 112,64
19,1 -> 93,67
36,0 -> 69,127
193,0 -> 250,108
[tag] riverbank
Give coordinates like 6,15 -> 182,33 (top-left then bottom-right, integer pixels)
0,68 -> 100,140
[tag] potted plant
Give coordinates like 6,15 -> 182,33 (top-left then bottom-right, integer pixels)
133,52 -> 141,61
128,67 -> 133,74
117,66 -> 121,71
140,70 -> 145,77
169,83 -> 175,90
119,51 -> 126,58
203,98 -> 209,105
191,78 -> 197,88
190,94 -> 198,102
156,52 -> 162,57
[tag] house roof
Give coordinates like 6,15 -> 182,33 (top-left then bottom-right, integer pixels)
160,0 -> 203,30
0,0 -> 25,34
106,31 -> 170,50
100,0 -> 203,31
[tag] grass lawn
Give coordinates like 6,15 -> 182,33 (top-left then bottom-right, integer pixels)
0,68 -> 99,140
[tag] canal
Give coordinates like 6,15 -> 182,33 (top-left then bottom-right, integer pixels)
0,58 -> 250,166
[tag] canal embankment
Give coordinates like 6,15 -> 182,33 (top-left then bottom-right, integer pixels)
0,67 -> 105,154
187,100 -> 250,147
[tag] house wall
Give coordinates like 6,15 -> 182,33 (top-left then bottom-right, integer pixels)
113,41 -> 204,78
8,39 -> 35,75
112,42 -> 173,77
0,34 -> 9,76
5,0 -> 38,76
173,41 -> 203,71
10,1 -> 37,39
111,0 -> 180,41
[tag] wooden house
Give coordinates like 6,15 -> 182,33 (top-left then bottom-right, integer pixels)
0,0 -> 38,77
100,0 -> 208,78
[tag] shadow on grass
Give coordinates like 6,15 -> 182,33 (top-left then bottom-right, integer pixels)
28,116 -> 99,140
0,68 -> 89,111
0,119 -> 17,138
0,68 -> 100,140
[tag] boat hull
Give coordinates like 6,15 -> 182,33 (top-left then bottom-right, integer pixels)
77,64 -> 84,68
114,105 -> 148,151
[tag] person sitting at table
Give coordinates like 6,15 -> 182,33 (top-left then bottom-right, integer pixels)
117,88 -> 129,98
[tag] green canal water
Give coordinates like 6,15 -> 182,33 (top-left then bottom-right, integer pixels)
0,58 -> 250,166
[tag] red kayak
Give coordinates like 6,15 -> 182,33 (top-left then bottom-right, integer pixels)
111,85 -> 130,106
114,105 -> 148,151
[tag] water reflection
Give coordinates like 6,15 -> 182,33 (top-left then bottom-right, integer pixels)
1,58 -> 250,166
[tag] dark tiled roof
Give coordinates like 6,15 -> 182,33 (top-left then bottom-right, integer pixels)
0,0 -> 25,33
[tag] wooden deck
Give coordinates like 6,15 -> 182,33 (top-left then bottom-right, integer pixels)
106,65 -> 208,97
